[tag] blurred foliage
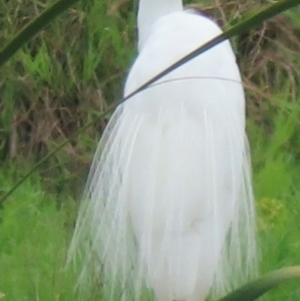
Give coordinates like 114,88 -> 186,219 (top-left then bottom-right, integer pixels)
0,167 -> 78,301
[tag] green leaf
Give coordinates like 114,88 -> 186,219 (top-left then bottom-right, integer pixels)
217,266 -> 300,301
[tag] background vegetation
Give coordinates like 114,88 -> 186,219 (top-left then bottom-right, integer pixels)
0,0 -> 300,300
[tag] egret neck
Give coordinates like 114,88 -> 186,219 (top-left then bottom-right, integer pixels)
137,0 -> 183,51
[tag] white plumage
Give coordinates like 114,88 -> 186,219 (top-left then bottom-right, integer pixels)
69,1 -> 257,301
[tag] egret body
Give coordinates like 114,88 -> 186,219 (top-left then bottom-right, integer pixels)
69,1 -> 257,301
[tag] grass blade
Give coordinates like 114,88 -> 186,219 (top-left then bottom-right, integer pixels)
123,0 -> 300,102
0,0 -> 80,67
217,266 -> 300,301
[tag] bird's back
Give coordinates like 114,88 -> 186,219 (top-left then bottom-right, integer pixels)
125,11 -> 241,96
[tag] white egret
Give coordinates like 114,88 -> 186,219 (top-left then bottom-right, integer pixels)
69,1 -> 257,301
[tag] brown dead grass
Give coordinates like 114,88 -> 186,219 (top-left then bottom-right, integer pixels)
1,0 -> 300,187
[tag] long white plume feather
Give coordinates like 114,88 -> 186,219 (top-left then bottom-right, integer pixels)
68,11 -> 257,301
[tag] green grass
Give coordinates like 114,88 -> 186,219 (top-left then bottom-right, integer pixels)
1,101 -> 300,300
0,168 -> 78,301
248,94 -> 300,300
1,0 -> 300,300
